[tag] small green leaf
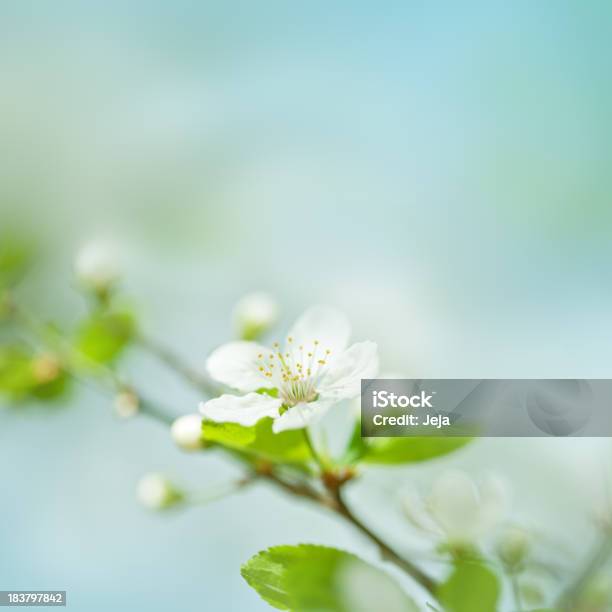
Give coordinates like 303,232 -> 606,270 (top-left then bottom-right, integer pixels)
202,417 -> 310,463
76,311 -> 135,363
202,421 -> 257,447
438,561 -> 500,612
247,418 -> 310,463
362,437 -> 472,465
241,544 -> 419,612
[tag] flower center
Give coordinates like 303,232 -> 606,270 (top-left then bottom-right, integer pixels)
256,337 -> 331,407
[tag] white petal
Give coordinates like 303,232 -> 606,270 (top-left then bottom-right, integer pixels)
272,399 -> 332,433
206,341 -> 276,392
428,471 -> 482,542
474,474 -> 509,536
318,341 -> 379,401
401,488 -> 444,537
287,306 -> 351,357
199,393 -> 282,427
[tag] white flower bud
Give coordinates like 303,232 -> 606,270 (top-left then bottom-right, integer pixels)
136,473 -> 181,510
114,391 -> 139,419
496,526 -> 530,569
171,414 -> 204,451
75,240 -> 119,291
232,292 -> 278,340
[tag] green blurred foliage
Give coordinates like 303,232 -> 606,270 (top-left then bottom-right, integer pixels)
0,233 -> 33,290
437,562 -> 500,612
76,310 -> 135,364
0,345 -> 68,403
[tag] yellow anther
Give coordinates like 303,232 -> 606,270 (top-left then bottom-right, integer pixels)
318,360 -> 326,365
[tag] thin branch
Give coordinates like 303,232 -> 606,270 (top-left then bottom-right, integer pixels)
331,486 -> 437,597
556,532 -> 612,610
137,333 -> 219,397
509,572 -> 523,612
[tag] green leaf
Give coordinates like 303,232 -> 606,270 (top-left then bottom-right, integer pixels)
247,418 -> 310,462
362,436 -> 472,465
76,311 -> 135,363
241,544 -> 419,612
438,562 -> 500,612
202,417 -> 310,463
202,421 -> 257,447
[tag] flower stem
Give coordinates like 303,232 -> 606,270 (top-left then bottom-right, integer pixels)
331,486 -> 438,597
510,572 -> 523,612
187,477 -> 255,507
302,428 -> 327,471
137,333 -> 219,397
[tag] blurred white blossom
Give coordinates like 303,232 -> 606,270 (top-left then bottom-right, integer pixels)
402,470 -> 508,548
233,291 -> 279,341
136,473 -> 182,510
171,414 -> 204,451
201,306 -> 378,433
74,239 -> 119,291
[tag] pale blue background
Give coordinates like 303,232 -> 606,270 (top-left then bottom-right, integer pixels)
1,1 -> 612,610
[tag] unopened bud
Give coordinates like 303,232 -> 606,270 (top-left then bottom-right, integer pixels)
136,473 -> 182,510
233,292 -> 278,341
171,414 -> 204,451
75,240 -> 119,292
496,526 -> 530,570
114,391 -> 139,419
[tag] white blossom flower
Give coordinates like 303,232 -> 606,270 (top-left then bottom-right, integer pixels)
136,473 -> 181,510
171,414 -> 204,451
402,470 -> 508,547
200,306 -> 378,433
74,239 -> 119,290
233,291 -> 279,340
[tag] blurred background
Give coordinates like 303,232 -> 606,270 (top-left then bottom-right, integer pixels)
1,1 -> 612,610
